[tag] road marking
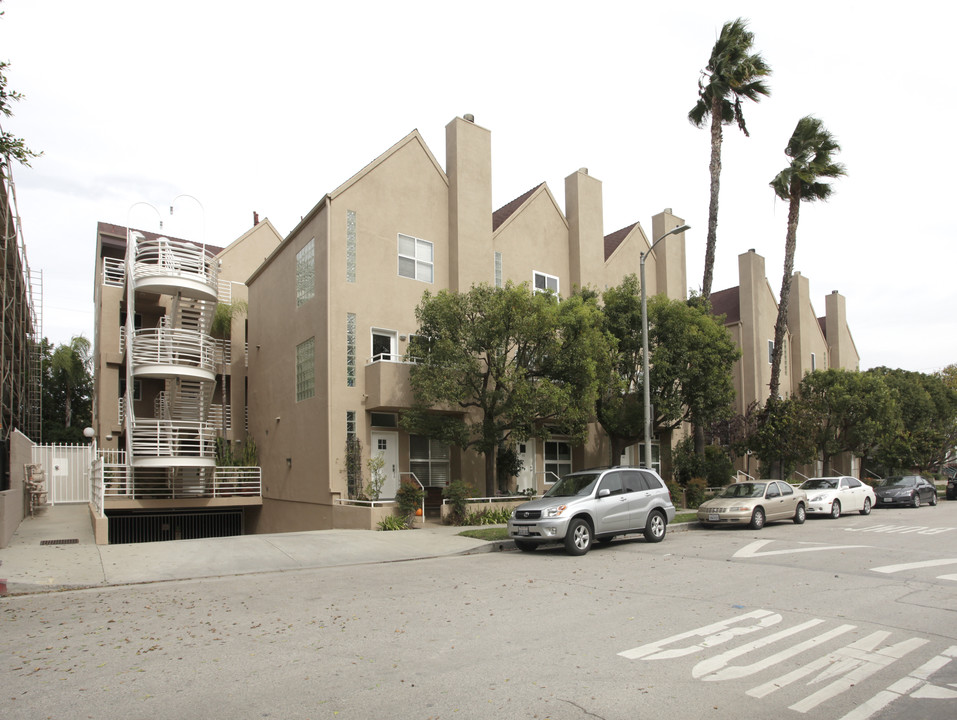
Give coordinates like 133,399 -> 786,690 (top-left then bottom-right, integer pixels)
844,524 -> 954,535
733,540 -> 870,558
838,645 -> 957,719
872,559 -> 957,574
618,609 -> 780,660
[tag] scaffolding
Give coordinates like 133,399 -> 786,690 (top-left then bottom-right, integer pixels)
1,146 -> 42,453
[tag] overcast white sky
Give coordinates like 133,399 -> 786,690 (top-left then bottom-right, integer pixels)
2,0 -> 954,373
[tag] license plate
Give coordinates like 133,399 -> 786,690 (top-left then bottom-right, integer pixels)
517,526 -> 529,536
883,498 -> 892,503
709,514 -> 719,522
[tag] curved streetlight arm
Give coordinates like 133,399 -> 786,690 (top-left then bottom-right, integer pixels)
640,224 -> 690,468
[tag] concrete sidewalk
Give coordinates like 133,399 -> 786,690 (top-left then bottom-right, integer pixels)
1,505 -> 693,597
0,505 -> 513,596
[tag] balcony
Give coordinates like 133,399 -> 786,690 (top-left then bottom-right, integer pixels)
130,419 -> 216,467
364,360 -> 416,410
131,327 -> 216,381
132,234 -> 219,302
93,462 -> 261,508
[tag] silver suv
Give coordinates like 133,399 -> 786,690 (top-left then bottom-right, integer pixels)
507,467 -> 676,555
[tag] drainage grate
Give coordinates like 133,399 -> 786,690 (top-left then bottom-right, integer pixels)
40,538 -> 79,546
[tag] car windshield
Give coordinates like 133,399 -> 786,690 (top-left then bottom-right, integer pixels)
543,472 -> 601,498
718,483 -> 767,499
877,476 -> 915,488
802,479 -> 837,489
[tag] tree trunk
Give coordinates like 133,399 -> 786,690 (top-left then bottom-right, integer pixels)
768,182 -> 801,400
485,448 -> 496,497
701,95 -> 724,300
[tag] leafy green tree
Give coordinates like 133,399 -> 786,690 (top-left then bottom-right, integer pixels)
796,369 -> 895,475
595,276 -> 740,464
403,282 -> 608,496
41,337 -> 93,443
689,17 -> 771,300
0,3 -> 41,176
752,396 -> 817,480
768,117 -> 845,399
867,367 -> 957,473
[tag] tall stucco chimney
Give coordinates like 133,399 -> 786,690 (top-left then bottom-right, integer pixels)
446,116 -> 492,292
565,168 -> 603,288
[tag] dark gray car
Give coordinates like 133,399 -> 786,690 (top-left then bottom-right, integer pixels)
507,467 -> 676,555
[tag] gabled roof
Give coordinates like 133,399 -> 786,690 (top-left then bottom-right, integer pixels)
710,286 -> 741,324
603,223 -> 639,261
818,316 -> 827,338
493,184 -> 544,230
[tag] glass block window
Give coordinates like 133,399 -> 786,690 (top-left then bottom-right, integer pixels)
410,435 -> 450,487
494,251 -> 503,288
533,271 -> 559,295
296,337 -> 315,401
346,312 -> 357,388
544,440 -> 572,482
346,210 -> 357,283
346,410 -> 356,437
296,239 -> 315,307
398,234 -> 433,283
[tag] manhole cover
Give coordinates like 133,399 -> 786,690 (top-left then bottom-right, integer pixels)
40,538 -> 79,546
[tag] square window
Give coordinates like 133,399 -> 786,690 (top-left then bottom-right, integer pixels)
533,271 -> 559,295
398,234 -> 433,283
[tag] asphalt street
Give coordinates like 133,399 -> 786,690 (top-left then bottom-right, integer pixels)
2,502 -> 955,720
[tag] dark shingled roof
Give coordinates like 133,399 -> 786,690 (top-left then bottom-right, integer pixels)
818,316 -> 827,338
492,184 -> 543,231
710,286 -> 741,324
603,223 -> 639,260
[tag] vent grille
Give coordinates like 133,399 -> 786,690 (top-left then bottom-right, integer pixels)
107,509 -> 244,545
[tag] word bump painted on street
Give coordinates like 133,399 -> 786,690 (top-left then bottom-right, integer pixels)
619,609 -> 957,718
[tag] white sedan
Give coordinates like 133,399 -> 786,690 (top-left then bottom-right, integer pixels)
799,476 -> 876,518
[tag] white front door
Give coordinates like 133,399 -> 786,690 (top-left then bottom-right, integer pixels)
371,431 -> 399,499
516,439 -> 536,493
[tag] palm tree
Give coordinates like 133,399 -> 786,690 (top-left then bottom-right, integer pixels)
690,18 -> 771,300
50,335 -> 91,428
767,116 -> 846,400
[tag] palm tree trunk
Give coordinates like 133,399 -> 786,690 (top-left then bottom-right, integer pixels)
769,182 -> 801,399
701,95 -> 724,300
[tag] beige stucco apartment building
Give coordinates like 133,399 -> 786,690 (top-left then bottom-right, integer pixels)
245,116 -> 690,533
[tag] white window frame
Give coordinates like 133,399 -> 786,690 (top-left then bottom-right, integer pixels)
371,328 -> 398,363
811,352 -> 816,371
767,339 -> 774,364
296,337 -> 315,402
533,271 -> 559,295
544,440 -> 572,483
410,435 -> 450,487
397,233 -> 433,283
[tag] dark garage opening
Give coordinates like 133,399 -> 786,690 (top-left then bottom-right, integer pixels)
107,508 -> 245,544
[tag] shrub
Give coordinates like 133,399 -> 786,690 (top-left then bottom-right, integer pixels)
684,477 -> 708,508
377,515 -> 408,531
443,479 -> 474,525
463,506 -> 513,526
395,480 -> 424,526
665,480 -> 684,507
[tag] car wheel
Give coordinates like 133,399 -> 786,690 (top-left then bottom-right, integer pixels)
749,507 -> 766,530
912,493 -> 921,508
564,518 -> 592,556
860,498 -> 872,515
644,510 -> 667,543
930,492 -> 938,506
793,503 -> 806,525
514,539 -> 536,552
830,500 -> 842,519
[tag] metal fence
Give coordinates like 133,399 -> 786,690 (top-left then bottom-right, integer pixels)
31,443 -> 95,504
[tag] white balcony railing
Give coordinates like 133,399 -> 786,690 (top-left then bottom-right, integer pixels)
131,328 -> 216,375
103,257 -> 125,287
133,235 -> 219,294
97,464 -> 261,500
130,419 -> 216,460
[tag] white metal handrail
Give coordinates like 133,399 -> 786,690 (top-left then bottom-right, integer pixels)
130,419 -> 216,459
133,235 -> 219,290
131,327 -> 215,373
98,465 -> 261,499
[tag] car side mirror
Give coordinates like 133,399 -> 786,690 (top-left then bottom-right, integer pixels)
598,488 -> 611,498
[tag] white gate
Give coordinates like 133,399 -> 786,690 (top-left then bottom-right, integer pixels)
32,443 -> 95,504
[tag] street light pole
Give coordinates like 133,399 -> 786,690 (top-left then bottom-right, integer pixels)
640,223 -> 690,469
